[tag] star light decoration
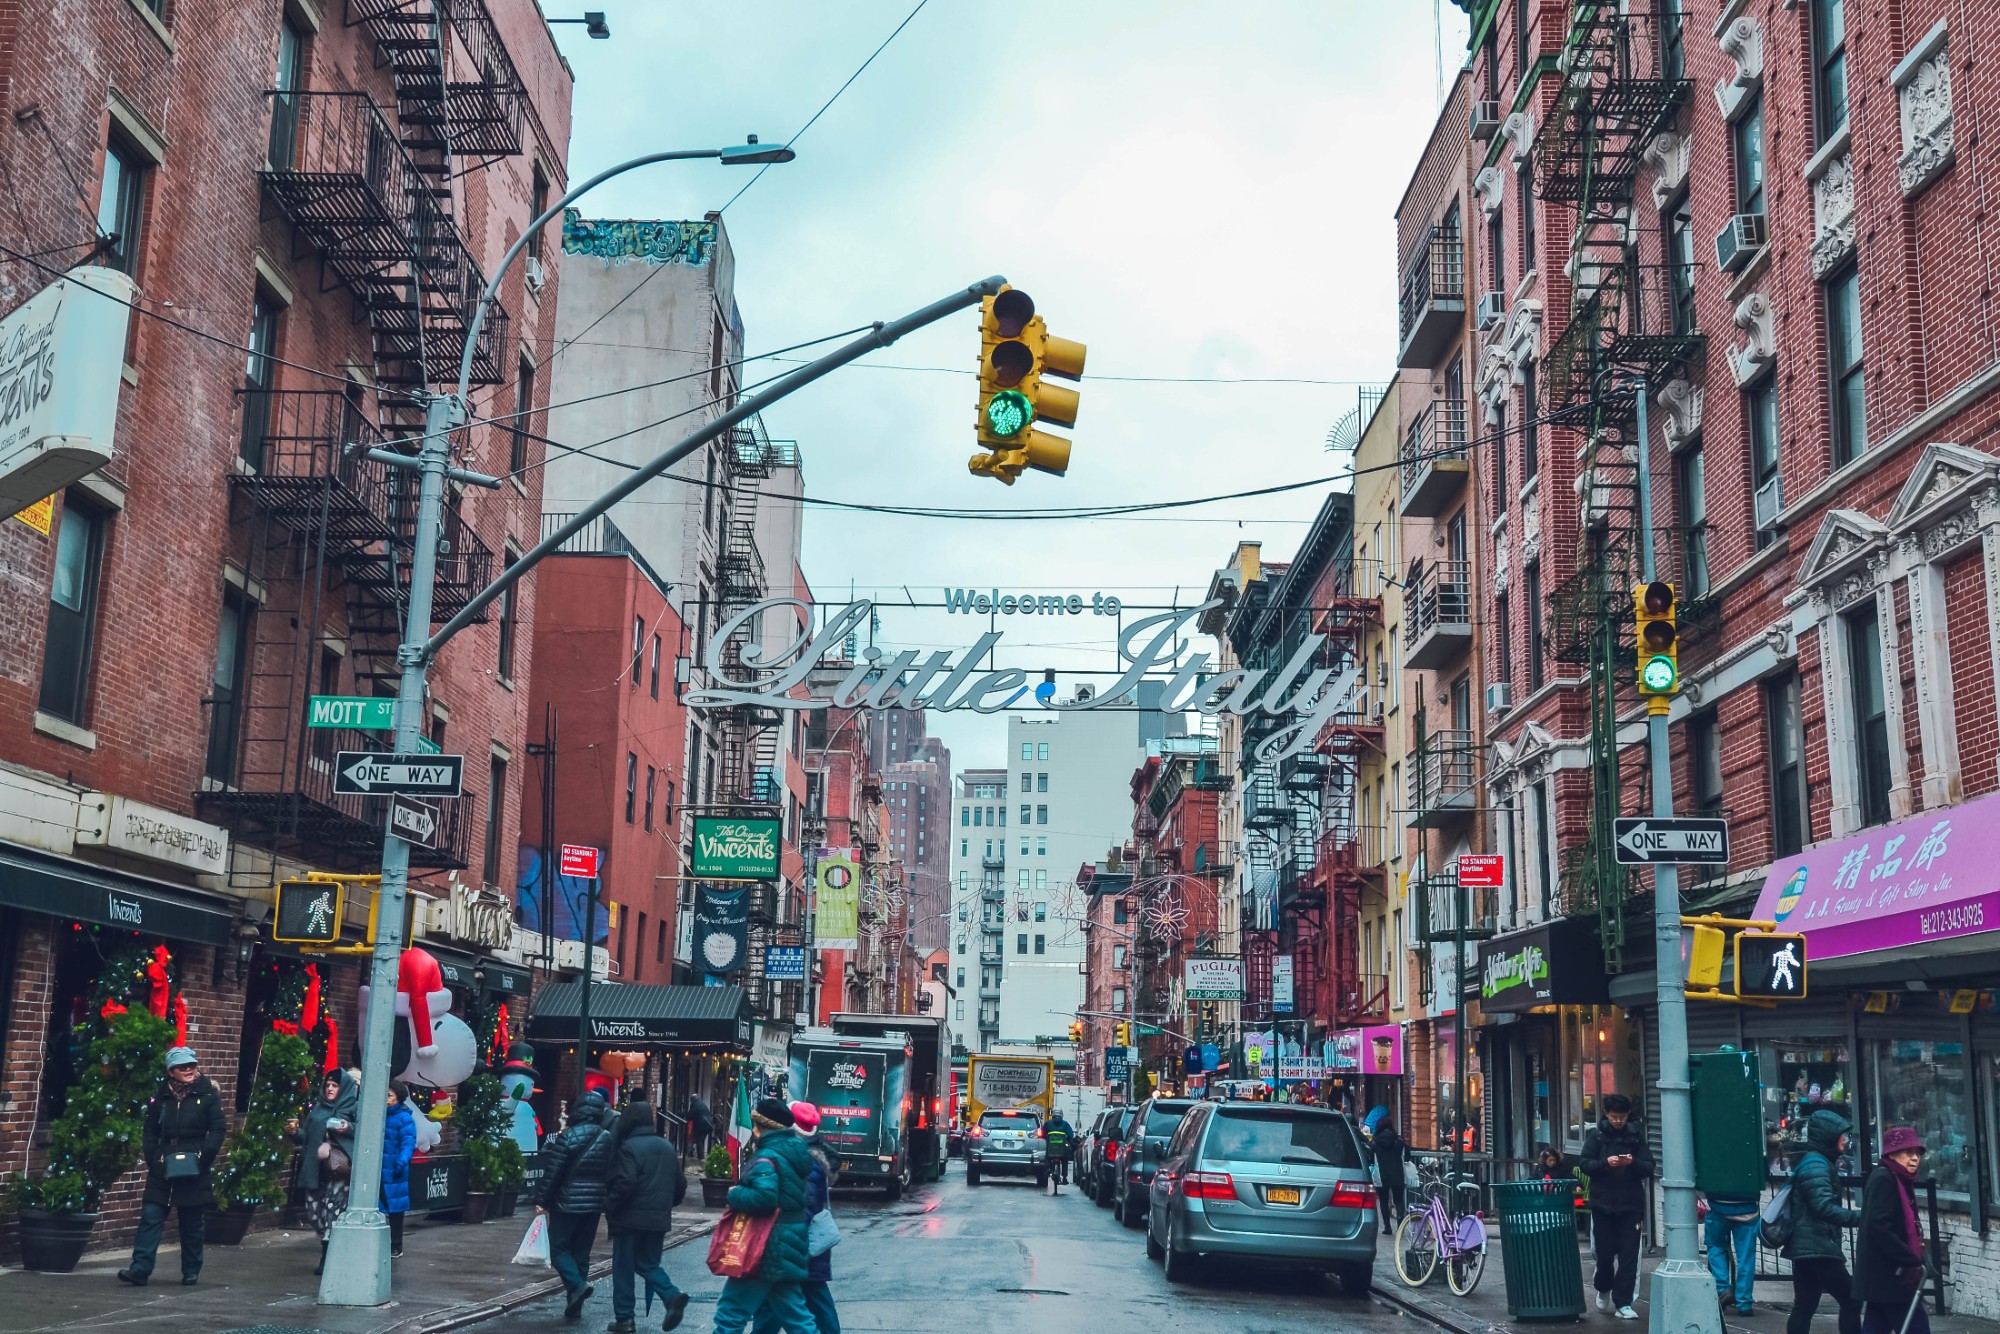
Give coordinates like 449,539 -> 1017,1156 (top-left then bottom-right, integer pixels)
1140,883 -> 1189,942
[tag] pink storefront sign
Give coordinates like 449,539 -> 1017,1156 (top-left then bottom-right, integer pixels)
1751,790 -> 2000,961
1326,1025 -> 1404,1076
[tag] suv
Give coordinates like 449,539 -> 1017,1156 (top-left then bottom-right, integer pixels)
965,1109 -> 1046,1187
1113,1098 -> 1199,1228
1144,1101 -> 1377,1293
1090,1105 -> 1138,1208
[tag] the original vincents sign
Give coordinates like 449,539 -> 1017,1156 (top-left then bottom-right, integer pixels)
687,599 -> 1354,762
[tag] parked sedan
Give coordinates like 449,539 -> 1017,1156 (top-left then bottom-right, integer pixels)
964,1108 -> 1047,1187
1144,1101 -> 1377,1294
1091,1104 -> 1138,1208
1112,1098 -> 1200,1229
1076,1109 -> 1111,1201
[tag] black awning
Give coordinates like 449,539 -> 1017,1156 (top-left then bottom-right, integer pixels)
0,845 -> 234,945
528,982 -> 750,1048
427,947 -> 533,999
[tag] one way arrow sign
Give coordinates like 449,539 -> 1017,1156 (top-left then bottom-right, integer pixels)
1613,816 -> 1730,865
334,751 -> 464,797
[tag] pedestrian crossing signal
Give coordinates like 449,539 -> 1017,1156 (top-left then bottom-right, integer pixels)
1735,932 -> 1808,999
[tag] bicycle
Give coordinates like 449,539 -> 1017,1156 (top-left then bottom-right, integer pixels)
1394,1158 -> 1488,1294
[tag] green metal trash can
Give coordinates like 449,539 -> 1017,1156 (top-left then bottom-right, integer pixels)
1493,1180 -> 1587,1319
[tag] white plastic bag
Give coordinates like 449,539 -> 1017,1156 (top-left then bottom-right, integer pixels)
512,1214 -> 551,1266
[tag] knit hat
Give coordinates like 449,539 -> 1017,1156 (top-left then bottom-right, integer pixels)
752,1097 -> 795,1129
789,1100 -> 821,1131
1881,1126 -> 1926,1156
165,1046 -> 198,1070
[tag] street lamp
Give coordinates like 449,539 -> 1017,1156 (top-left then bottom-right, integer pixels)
321,141 -> 796,1309
548,12 -> 612,38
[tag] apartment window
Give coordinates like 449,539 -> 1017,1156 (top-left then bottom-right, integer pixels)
1036,805 -> 1048,825
509,355 -> 535,474
1518,159 -> 1537,267
1017,934 -> 1028,955
1766,672 -> 1808,857
629,912 -> 645,980
39,498 -> 105,723
1532,781 -> 1554,916
961,808 -> 970,827
631,616 -> 645,685
496,553 -> 518,681
1018,869 -> 1030,891
657,918 -> 667,964
1113,898 -> 1129,924
203,592 -> 251,784
644,767 -> 656,831
624,752 -> 638,823
1678,445 -> 1710,598
1691,711 -> 1724,817
1114,944 -> 1128,970
239,290 -> 282,469
649,633 -> 661,699
1037,837 -> 1047,856
1733,94 -> 1766,216
1812,0 -> 1848,144
687,726 -> 702,806
1021,742 -> 1033,761
1033,901 -> 1047,921
1035,870 -> 1048,891
1521,362 -> 1540,482
1019,804 -> 1030,826
1748,378 -> 1783,547
1488,207 -> 1505,297
1665,194 -> 1696,336
1661,0 -> 1686,84
1493,402 -> 1508,504
1021,772 -> 1032,793
961,839 -> 969,857
1524,562 -> 1545,692
311,648 -> 340,764
1112,987 -> 1127,1012
1847,602 -> 1892,828
1495,592 -> 1513,689
97,139 -> 147,276
1514,0 -> 1532,80
484,757 -> 506,886
1033,935 -> 1045,956
1827,266 -> 1867,466
269,17 -> 306,169
527,161 -> 550,260
1037,742 -> 1049,760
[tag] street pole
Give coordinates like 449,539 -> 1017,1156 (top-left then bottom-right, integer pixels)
1632,382 -> 1717,1334
577,872 -> 597,1106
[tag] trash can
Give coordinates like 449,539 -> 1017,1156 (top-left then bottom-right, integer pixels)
1493,1179 -> 1587,1319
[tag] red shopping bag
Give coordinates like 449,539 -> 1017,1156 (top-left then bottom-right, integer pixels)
706,1208 -> 776,1278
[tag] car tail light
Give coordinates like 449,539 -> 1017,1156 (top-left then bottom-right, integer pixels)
1183,1172 -> 1234,1201
1332,1181 -> 1376,1209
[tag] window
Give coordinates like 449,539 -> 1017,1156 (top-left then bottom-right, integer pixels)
1113,899 -> 1129,925
1035,870 -> 1048,891
1493,405 -> 1509,507
1495,592 -> 1512,688
649,633 -> 661,699
1021,772 -> 1032,793
39,499 -> 104,723
1021,742 -> 1033,761
1766,672 -> 1808,857
1847,602 -> 1893,828
1521,361 -> 1539,482
1017,934 -> 1028,955
1661,0 -> 1685,84
239,290 -> 282,468
510,355 -> 535,474
644,767 -> 656,831
1033,935 -> 1045,955
1827,266 -> 1867,466
1037,837 -> 1047,856
632,616 -> 645,685
1112,987 -> 1127,1012
1678,444 -> 1710,598
1114,944 -> 1127,969
657,918 -> 667,964
1036,805 -> 1048,825
1015,804 -> 1028,826
96,139 -> 147,276
484,757 -> 506,886
1487,207 -> 1505,297
1748,378 -> 1783,547
961,808 -> 969,827
527,161 -> 550,260
269,17 -> 305,168
625,752 -> 638,823
204,592 -> 250,784
1524,562 -> 1544,692
1733,94 -> 1766,216
1518,159 -> 1537,266
1037,773 -> 1049,793
496,553 -> 519,681
1018,869 -> 1030,890
961,839 -> 969,857
956,968 -> 965,989
311,648 -> 340,765
1665,194 -> 1697,336
1033,901 -> 1047,922
1691,711 -> 1724,818
1037,742 -> 1049,760
1812,0 -> 1848,144
1514,0 -> 1532,79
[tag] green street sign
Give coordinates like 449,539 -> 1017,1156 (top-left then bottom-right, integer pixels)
1136,1024 -> 1164,1036
691,816 -> 781,879
308,696 -> 439,753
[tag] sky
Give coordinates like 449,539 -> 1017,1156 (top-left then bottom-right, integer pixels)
549,0 -> 1472,772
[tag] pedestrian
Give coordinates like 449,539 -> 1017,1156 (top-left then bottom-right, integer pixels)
714,1098 -> 820,1334
289,1068 -> 359,1277
117,1046 -> 227,1287
1580,1092 -> 1654,1319
382,1080 -> 417,1260
1704,1184 -> 1762,1314
1787,1109 -> 1862,1334
604,1098 -> 691,1333
1856,1127 -> 1930,1334
1372,1120 -> 1409,1236
753,1102 -> 841,1334
537,1088 -> 616,1320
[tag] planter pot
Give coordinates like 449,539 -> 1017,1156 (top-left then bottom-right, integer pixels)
205,1206 -> 259,1246
17,1210 -> 99,1273
700,1176 -> 732,1209
496,1187 -> 518,1217
462,1190 -> 495,1225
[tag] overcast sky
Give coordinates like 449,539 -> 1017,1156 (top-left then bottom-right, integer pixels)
550,1 -> 1471,772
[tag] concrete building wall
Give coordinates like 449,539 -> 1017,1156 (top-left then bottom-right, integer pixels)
949,768 -> 1009,1048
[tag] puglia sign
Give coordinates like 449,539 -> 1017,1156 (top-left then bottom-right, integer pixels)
688,598 -> 1356,762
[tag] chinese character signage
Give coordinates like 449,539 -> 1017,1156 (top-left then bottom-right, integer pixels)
1184,957 -> 1244,1001
691,817 -> 781,879
814,848 -> 859,950
765,945 -> 807,981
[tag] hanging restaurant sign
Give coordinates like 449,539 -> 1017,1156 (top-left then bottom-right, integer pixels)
690,816 -> 780,879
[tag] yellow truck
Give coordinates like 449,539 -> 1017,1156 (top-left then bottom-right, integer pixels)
963,1054 -> 1056,1123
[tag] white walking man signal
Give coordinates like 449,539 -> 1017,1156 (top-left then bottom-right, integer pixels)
1769,939 -> 1801,992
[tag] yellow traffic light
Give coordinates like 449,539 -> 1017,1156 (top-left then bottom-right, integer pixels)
1685,923 -> 1726,989
1634,580 -> 1679,700
1068,1020 -> 1084,1044
970,286 -> 1085,485
1114,1021 -> 1129,1047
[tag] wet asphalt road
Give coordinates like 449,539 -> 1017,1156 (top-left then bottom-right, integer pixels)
465,1164 -> 1439,1333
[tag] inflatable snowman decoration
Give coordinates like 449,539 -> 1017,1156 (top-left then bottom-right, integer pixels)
358,945 -> 478,1091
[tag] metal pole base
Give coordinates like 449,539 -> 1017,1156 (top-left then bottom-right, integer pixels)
317,1206 -> 391,1306
1647,1257 -> 1724,1334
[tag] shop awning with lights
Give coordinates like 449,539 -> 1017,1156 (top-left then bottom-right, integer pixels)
527,982 -> 751,1049
0,845 -> 235,945
426,947 -> 532,999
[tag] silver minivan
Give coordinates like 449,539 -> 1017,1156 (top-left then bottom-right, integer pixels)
1144,1101 -> 1377,1294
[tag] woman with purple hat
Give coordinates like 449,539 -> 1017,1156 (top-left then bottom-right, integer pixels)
1856,1126 -> 1930,1334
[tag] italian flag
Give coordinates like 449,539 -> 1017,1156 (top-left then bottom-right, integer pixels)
727,1073 -> 755,1174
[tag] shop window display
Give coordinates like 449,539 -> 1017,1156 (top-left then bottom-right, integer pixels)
1763,1044 -> 1851,1171
1563,1006 -> 1621,1147
1871,1038 -> 1972,1199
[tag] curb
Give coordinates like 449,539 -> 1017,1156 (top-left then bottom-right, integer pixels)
1372,1281 -> 1492,1334
416,1219 -> 717,1334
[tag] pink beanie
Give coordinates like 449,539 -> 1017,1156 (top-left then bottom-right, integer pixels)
789,1100 -> 822,1131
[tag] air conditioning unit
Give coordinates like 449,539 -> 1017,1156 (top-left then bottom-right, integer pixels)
524,253 -> 546,294
1714,213 -> 1767,274
1754,475 -> 1784,531
1485,682 -> 1513,715
1470,100 -> 1503,141
1476,291 -> 1506,330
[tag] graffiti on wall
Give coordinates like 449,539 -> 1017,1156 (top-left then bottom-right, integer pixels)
514,845 -> 611,943
561,209 -> 718,265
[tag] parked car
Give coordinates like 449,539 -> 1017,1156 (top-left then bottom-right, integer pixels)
1143,1101 -> 1377,1294
1112,1097 -> 1200,1228
964,1108 -> 1046,1187
1090,1104 -> 1138,1208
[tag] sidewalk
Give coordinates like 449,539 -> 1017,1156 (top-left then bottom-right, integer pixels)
1373,1236 -> 2000,1334
0,1203 -> 721,1334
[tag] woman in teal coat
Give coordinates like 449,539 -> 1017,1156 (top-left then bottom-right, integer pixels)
714,1099 -> 819,1334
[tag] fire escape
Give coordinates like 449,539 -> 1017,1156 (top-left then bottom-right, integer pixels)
1313,563 -> 1390,1026
200,2 -> 526,879
1535,2 -> 1702,972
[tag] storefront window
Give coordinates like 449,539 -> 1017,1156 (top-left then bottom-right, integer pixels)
1529,1043 -> 1552,1152
1563,1005 -> 1622,1148
1767,1043 -> 1851,1170
1871,1039 -> 1972,1200
1435,1025 -> 1459,1151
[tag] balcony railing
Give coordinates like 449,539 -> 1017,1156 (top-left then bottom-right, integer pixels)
232,390 -> 394,548
1404,559 -> 1472,668
1397,220 -> 1466,368
1334,972 -> 1391,1024
1413,864 -> 1497,943
260,91 -> 417,270
1399,397 -> 1470,517
1410,729 -> 1481,826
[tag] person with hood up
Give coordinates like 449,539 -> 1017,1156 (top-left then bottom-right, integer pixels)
1857,1127 -> 1930,1334
716,1099 -> 820,1334
752,1102 -> 841,1334
289,1067 -> 359,1276
1787,1109 -> 1863,1334
538,1088 -> 617,1320
381,1080 -> 417,1261
1372,1121 -> 1409,1236
604,1099 -> 691,1333
118,1046 -> 227,1286
1580,1093 -> 1655,1319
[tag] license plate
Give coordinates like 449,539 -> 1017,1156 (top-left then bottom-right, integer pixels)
1265,1186 -> 1301,1205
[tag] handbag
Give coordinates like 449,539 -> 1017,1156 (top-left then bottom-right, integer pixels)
706,1208 -> 776,1278
318,1137 -> 352,1181
164,1151 -> 201,1181
807,1207 -> 841,1257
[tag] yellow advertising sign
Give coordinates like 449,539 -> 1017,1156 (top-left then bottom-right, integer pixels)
13,495 -> 54,535
814,847 -> 858,950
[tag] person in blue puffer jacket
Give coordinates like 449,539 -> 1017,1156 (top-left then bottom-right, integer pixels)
381,1080 -> 417,1260
753,1102 -> 841,1334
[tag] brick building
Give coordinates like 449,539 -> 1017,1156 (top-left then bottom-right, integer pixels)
0,0 -> 568,1255
883,734 -> 951,955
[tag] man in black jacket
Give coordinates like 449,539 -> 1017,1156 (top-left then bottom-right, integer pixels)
1580,1093 -> 1655,1319
538,1090 -> 616,1320
605,1100 -> 691,1333
119,1046 -> 227,1287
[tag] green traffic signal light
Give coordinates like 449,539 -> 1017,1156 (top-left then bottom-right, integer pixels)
1641,654 -> 1679,693
984,389 -> 1033,439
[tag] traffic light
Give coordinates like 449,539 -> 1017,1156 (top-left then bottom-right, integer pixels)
1634,580 -> 1680,699
970,286 -> 1085,485
1067,1020 -> 1084,1044
1684,922 -> 1726,990
1114,1021 -> 1130,1047
1736,932 -> 1809,999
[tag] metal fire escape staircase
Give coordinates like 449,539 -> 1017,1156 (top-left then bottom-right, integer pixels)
713,420 -> 786,812
1312,573 -> 1390,1027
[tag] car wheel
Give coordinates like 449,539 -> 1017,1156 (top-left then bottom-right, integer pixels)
1335,1261 -> 1374,1298
1120,1193 -> 1145,1230
966,1164 -> 980,1187
1162,1237 -> 1198,1284
1096,1175 -> 1114,1209
1145,1220 -> 1165,1262
886,1171 -> 905,1201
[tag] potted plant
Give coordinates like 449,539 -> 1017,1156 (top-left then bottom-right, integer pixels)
208,1030 -> 311,1244
701,1145 -> 735,1208
453,1073 -> 517,1224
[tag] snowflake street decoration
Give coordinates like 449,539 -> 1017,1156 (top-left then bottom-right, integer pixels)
1142,885 -> 1189,942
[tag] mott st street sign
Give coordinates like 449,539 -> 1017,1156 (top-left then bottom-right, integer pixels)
333,752 -> 464,797
1614,817 -> 1730,865
308,697 -> 441,753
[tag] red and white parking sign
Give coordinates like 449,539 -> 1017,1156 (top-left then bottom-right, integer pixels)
559,843 -> 601,879
1455,853 -> 1505,888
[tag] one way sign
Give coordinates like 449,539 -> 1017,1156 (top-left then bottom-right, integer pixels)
387,795 -> 441,849
1613,817 -> 1730,865
334,751 -> 464,797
